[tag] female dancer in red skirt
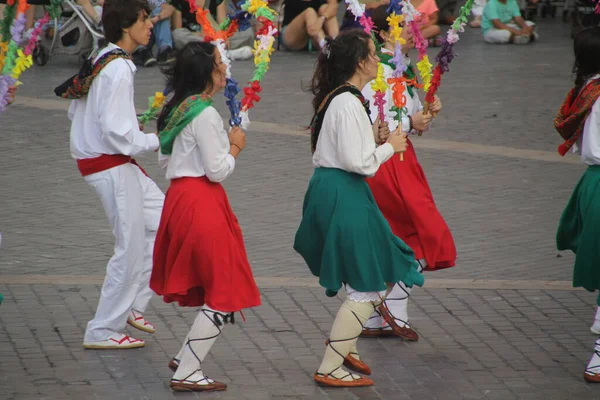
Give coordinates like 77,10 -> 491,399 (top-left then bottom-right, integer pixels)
361,5 -> 457,341
150,41 -> 261,392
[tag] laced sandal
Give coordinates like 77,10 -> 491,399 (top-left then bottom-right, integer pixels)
584,349 -> 600,383
377,283 -> 420,341
127,310 -> 156,334
314,367 -> 374,387
378,301 -> 419,341
360,327 -> 396,338
169,358 -> 179,372
324,340 -> 371,375
83,334 -> 145,349
170,376 -> 227,392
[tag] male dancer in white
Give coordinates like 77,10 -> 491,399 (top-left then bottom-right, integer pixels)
57,0 -> 164,349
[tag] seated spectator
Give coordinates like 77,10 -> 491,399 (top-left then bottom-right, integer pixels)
134,0 -> 176,66
210,0 -> 253,58
482,0 -> 538,44
169,0 -> 252,60
411,0 -> 441,45
280,0 -> 339,51
470,0 -> 485,27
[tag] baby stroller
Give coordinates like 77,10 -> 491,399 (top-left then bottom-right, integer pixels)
569,0 -> 600,37
32,0 -> 103,66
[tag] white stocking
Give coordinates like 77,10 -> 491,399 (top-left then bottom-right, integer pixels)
172,307 -> 234,384
364,259 -> 425,329
317,299 -> 375,381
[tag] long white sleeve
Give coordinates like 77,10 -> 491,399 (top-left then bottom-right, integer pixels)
313,93 -> 394,177
193,108 -> 236,182
98,73 -> 159,156
335,99 -> 394,176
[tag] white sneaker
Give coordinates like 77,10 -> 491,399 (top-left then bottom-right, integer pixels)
513,34 -> 530,44
83,333 -> 145,349
227,46 -> 253,61
127,309 -> 156,333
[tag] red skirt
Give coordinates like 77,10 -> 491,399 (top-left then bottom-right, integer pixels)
150,177 -> 261,311
367,139 -> 456,270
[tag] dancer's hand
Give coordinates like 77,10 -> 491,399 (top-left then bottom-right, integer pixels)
372,116 -> 390,144
229,127 -> 246,158
430,96 -> 442,114
387,128 -> 408,154
411,111 -> 432,132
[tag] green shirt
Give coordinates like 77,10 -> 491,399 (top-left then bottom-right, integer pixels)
481,0 -> 521,34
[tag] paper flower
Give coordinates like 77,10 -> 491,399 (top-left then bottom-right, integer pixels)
24,13 -> 50,56
10,12 -> 26,46
359,14 -> 374,34
345,0 -> 366,18
241,80 -> 262,110
11,48 -> 32,78
0,74 -> 17,112
373,91 -> 386,120
225,77 -> 242,126
387,0 -> 403,15
435,38 -> 455,73
388,77 -> 407,109
417,56 -> 433,91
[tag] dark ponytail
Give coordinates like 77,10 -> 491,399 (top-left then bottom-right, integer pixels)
309,29 -> 372,117
573,27 -> 600,97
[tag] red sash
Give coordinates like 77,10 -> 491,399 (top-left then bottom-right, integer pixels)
76,154 -> 148,177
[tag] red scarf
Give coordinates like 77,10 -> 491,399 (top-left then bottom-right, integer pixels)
555,78 -> 600,156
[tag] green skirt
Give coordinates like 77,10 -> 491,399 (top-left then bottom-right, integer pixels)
293,167 -> 425,297
557,165 -> 600,292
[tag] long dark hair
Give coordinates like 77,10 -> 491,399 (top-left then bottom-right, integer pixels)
573,27 -> 600,96
157,42 -> 218,131
310,29 -> 372,117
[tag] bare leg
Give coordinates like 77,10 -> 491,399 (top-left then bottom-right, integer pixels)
282,8 -> 322,50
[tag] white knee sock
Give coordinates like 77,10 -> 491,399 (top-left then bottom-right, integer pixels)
174,311 -> 204,361
317,299 -> 374,380
172,307 -> 233,383
591,307 -> 600,334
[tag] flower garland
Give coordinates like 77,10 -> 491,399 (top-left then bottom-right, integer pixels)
384,1 -> 409,123
141,0 -> 277,127
0,0 -> 51,112
400,0 -> 432,93
423,0 -> 474,113
344,0 -> 390,121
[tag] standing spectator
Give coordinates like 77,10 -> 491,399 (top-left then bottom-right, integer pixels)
280,0 -> 339,51
170,0 -> 252,60
481,0 -> 538,44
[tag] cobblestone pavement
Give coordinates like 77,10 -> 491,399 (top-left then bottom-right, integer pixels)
2,17 -> 600,400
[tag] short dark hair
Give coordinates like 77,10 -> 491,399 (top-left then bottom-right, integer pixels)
102,0 -> 151,44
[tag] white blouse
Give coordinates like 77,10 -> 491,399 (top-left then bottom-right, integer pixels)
159,106 -> 236,182
575,75 -> 600,166
362,49 -> 423,133
312,92 -> 394,177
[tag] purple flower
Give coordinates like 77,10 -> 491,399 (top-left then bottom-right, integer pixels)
435,38 -> 456,73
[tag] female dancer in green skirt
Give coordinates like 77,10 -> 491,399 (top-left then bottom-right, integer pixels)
293,29 -> 425,388
555,26 -> 600,383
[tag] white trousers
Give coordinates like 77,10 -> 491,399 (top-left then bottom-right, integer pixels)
484,21 -> 536,44
83,163 -> 164,342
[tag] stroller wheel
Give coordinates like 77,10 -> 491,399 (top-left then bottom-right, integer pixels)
33,45 -> 49,66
